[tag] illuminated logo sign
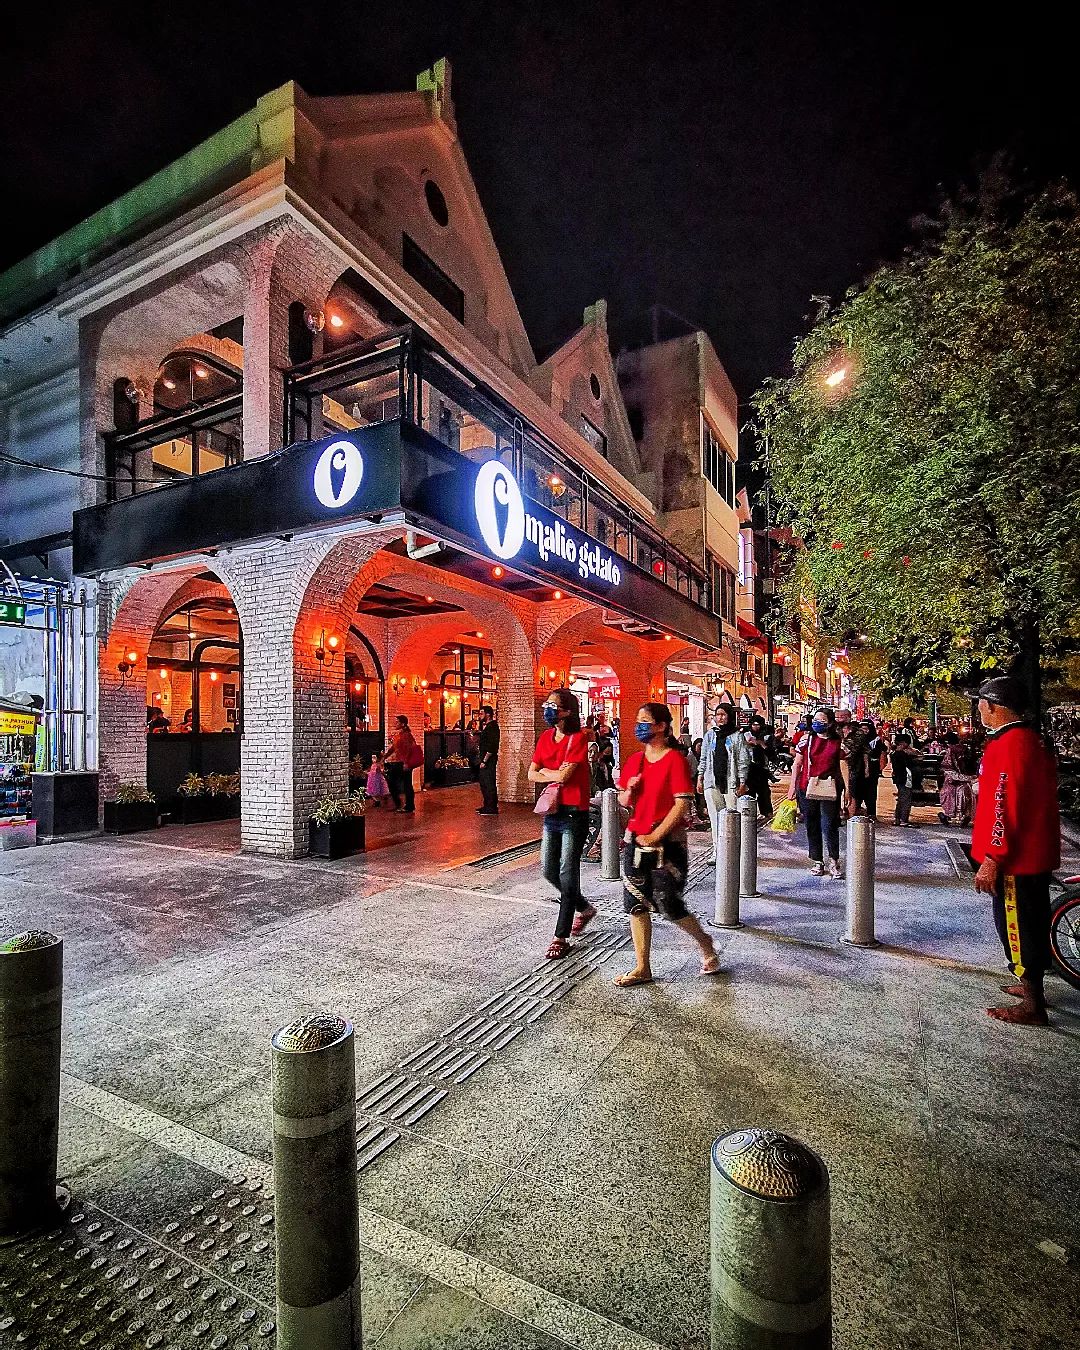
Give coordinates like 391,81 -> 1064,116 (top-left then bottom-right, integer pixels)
313,440 -> 365,510
473,460 -> 622,587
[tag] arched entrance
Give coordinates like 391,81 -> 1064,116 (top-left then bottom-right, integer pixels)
146,592 -> 243,804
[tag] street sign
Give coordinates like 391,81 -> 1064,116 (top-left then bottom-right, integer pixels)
0,600 -> 27,626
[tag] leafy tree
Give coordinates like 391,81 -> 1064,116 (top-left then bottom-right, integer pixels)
754,170 -> 1080,712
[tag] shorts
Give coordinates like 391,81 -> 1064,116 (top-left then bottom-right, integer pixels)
621,834 -> 689,921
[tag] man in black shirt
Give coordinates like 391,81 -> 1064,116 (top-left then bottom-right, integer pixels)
476,705 -> 500,815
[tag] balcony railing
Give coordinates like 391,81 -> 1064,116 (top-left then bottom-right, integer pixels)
284,327 -> 714,615
104,393 -> 243,502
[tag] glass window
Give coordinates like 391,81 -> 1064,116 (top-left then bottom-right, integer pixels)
702,417 -> 735,507
580,414 -> 608,458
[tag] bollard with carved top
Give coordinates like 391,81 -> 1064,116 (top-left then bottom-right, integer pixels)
711,1127 -> 831,1348
0,930 -> 66,1240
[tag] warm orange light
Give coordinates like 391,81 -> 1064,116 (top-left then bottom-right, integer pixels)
127,650 -> 138,664
328,312 -> 345,329
664,634 -> 672,641
161,377 -> 176,391
426,595 -> 435,603
549,474 -> 562,488
553,590 -> 563,600
420,679 -> 428,688
353,681 -> 363,692
476,631 -> 484,639
159,668 -> 168,679
193,365 -> 209,380
209,671 -> 219,683
824,366 -> 848,388
427,697 -> 433,705
327,634 -> 340,650
492,566 -> 504,579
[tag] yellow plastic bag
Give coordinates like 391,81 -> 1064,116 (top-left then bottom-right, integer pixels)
769,799 -> 798,834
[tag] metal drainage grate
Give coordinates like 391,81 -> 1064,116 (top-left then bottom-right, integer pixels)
350,926 -> 631,1172
466,840 -> 542,870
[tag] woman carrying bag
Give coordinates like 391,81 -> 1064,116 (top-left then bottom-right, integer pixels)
788,705 -> 844,878
613,702 -> 720,988
529,688 -> 597,959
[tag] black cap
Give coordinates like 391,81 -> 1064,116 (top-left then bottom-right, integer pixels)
977,675 -> 1029,713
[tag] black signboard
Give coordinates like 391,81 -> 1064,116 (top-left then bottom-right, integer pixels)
73,421 -> 719,647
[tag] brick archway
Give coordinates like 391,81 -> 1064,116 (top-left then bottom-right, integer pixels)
98,567 -> 239,803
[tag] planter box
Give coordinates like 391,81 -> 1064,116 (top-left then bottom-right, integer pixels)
0,819 -> 37,850
172,796 -> 212,824
431,767 -> 475,788
103,801 -> 160,835
309,815 -> 366,859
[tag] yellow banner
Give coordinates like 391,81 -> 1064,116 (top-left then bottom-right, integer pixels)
0,709 -> 37,736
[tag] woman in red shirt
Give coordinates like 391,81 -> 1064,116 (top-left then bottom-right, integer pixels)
788,706 -> 843,877
613,702 -> 719,988
529,688 -> 596,959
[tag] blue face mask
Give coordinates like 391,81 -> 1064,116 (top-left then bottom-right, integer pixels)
634,721 -> 655,743
542,705 -> 559,727
811,720 -> 829,734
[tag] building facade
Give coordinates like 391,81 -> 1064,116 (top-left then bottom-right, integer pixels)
0,61 -> 748,854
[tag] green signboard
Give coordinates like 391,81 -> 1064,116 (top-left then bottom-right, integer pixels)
0,600 -> 27,626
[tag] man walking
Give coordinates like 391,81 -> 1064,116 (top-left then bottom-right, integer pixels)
972,676 -> 1060,1027
696,704 -> 749,862
476,704 -> 500,816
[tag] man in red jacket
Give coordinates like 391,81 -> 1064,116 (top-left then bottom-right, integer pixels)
971,676 -> 1061,1026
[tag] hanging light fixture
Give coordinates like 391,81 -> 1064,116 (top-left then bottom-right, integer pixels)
117,650 -> 139,689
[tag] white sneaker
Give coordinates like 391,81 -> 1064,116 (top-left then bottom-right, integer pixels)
809,862 -> 826,876
828,861 -> 844,880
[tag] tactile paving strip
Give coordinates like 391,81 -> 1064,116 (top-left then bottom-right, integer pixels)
0,1183 -> 276,1350
351,926 -> 631,1172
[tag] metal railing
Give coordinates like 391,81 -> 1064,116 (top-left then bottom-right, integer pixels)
104,393 -> 243,501
283,327 -> 714,615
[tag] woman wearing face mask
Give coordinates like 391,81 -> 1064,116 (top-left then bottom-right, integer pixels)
529,688 -> 596,959
788,705 -> 843,878
614,703 -> 720,987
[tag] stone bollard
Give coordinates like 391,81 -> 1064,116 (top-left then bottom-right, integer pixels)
711,1127 -> 831,1349
600,786 -> 621,881
738,796 -> 759,898
0,930 -> 65,1240
272,1014 -> 362,1349
713,808 -> 743,929
841,815 -> 878,947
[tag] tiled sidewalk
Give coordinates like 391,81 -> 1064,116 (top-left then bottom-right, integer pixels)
1,806 -> 1077,1349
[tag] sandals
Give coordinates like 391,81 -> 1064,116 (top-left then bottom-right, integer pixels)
546,938 -> 572,960
700,951 -> 721,976
571,905 -> 598,935
613,971 -> 654,987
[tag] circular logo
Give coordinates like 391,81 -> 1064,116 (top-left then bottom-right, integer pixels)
474,461 -> 526,560
313,440 -> 364,510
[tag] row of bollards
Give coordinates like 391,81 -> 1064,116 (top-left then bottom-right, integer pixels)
712,804 -> 879,947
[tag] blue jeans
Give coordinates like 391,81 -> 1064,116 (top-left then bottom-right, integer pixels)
541,808 -> 590,938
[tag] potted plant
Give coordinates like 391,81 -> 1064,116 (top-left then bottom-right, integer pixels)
433,752 -> 473,787
205,772 -> 241,819
174,772 -> 209,824
103,784 -> 159,834
308,791 -> 367,858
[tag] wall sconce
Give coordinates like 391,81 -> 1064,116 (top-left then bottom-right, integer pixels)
412,676 -> 421,694
314,630 -> 340,666
537,665 -> 547,689
420,678 -> 429,689
548,473 -> 566,499
117,649 -> 139,689
209,670 -> 219,683
353,680 -> 363,693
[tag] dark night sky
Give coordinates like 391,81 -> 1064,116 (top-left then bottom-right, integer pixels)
3,2 -> 1075,401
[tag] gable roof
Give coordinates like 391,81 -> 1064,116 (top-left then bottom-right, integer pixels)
530,300 -> 645,481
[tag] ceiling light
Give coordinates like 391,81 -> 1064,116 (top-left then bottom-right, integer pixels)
492,566 -> 504,579
553,590 -> 563,600
328,312 -> 345,329
161,377 -> 176,390
193,365 -> 209,380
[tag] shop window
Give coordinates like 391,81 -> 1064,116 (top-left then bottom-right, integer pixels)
712,559 -> 736,622
403,234 -> 465,322
702,417 -> 736,508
